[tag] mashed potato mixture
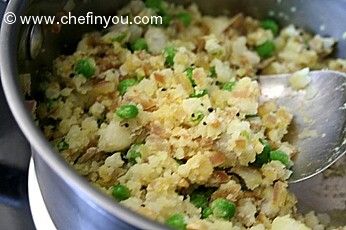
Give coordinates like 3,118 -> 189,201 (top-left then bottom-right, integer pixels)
32,1 -> 346,229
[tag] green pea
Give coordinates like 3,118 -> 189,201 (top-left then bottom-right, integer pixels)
223,81 -> 236,92
130,38 -> 148,52
176,12 -> 192,27
190,111 -> 205,125
194,187 -> 215,198
253,139 -> 271,166
210,198 -> 236,220
74,58 -> 96,79
161,14 -> 173,27
190,89 -> 208,98
118,79 -> 138,95
270,150 -> 292,167
57,139 -> 69,151
209,66 -> 217,78
127,150 -> 141,164
261,19 -> 279,36
111,184 -> 131,201
204,187 -> 216,197
256,41 -> 276,59
145,0 -> 165,14
116,104 -> 139,119
190,191 -> 208,209
112,32 -> 127,43
185,67 -> 196,87
145,0 -> 171,27
201,207 -> 213,219
164,46 -> 177,67
126,144 -> 142,164
165,213 -> 186,230
46,98 -> 58,110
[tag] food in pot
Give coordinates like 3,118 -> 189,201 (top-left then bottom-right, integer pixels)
30,0 -> 346,229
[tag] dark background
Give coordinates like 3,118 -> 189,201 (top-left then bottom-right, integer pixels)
0,2 -> 36,229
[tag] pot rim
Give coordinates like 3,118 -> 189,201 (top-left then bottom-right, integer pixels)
0,1 -> 165,229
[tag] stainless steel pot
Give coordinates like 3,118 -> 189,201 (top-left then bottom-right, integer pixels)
1,0 -> 345,229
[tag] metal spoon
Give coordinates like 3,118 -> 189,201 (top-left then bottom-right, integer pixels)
259,70 -> 346,183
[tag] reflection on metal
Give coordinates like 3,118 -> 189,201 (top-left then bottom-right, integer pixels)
259,71 -> 346,183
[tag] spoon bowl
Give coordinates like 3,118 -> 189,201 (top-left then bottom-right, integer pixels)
259,70 -> 346,183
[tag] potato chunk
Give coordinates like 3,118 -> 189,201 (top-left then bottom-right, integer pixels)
98,121 -> 133,152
